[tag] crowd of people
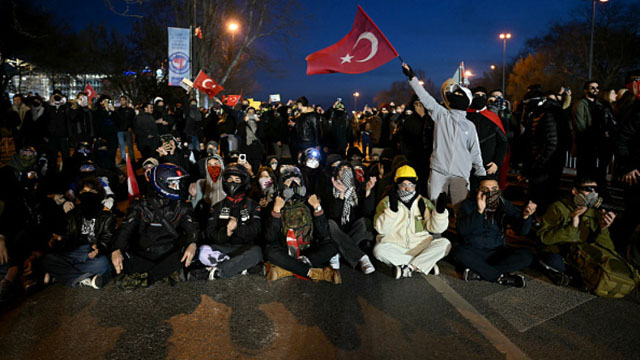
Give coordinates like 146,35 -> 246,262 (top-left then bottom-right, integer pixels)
0,63 -> 639,305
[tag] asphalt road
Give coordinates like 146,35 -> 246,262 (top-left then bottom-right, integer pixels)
1,259 -> 639,360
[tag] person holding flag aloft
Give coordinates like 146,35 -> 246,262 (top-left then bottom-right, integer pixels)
401,63 -> 485,211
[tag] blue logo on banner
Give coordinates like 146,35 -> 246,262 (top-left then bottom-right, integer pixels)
169,52 -> 190,74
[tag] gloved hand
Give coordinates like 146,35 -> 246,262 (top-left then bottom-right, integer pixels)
388,191 -> 399,212
402,62 -> 416,80
436,192 -> 449,214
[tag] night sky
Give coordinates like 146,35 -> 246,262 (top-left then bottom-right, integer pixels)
38,0 -> 600,107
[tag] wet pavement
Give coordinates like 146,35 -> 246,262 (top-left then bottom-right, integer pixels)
1,259 -> 639,360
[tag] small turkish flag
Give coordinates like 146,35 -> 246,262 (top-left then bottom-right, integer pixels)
305,5 -> 398,75
84,84 -> 97,102
126,153 -> 140,202
193,71 -> 223,98
222,94 -> 241,107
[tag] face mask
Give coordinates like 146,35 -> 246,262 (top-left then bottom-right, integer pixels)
270,162 -> 278,171
484,190 -> 501,210
283,182 -> 306,200
259,177 -> 273,190
574,192 -> 602,208
207,165 -> 222,182
78,192 -> 103,219
471,95 -> 487,110
354,168 -> 365,183
447,93 -> 470,110
78,96 -> 88,107
397,189 -> 416,203
223,181 -> 243,197
305,158 -> 319,169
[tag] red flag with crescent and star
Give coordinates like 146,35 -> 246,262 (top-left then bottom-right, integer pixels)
222,94 -> 242,107
305,5 -> 398,75
193,71 -> 224,98
84,84 -> 97,102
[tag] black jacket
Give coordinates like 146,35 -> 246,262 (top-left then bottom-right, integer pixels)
46,103 -> 70,138
204,196 -> 261,246
324,186 -> 375,229
265,199 -> 330,248
114,106 -> 135,132
526,100 -> 559,171
456,197 -> 531,250
616,99 -> 640,174
184,105 -> 203,137
69,107 -> 94,141
115,196 -> 200,258
292,111 -> 320,148
134,113 -> 159,144
55,209 -> 116,255
323,108 -> 352,152
467,111 -> 508,167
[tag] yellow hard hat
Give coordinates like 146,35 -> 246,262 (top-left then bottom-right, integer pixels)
394,165 -> 418,183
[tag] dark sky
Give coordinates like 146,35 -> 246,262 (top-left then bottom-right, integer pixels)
38,0 -> 598,108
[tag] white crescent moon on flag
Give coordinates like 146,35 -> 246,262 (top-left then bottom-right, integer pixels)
87,88 -> 93,97
202,79 -> 214,89
353,32 -> 378,63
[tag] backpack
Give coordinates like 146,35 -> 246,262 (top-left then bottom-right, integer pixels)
570,242 -> 640,299
281,199 -> 313,257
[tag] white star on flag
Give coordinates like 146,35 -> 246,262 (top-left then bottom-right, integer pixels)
340,53 -> 354,64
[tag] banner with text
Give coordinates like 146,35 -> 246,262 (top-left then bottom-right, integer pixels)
168,27 -> 191,87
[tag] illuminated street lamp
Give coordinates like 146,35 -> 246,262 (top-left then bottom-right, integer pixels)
418,80 -> 424,86
589,0 -> 609,79
353,91 -> 360,111
499,32 -> 512,95
228,22 -> 239,41
490,64 -> 496,70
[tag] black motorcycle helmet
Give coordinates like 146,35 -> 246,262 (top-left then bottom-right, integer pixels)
149,163 -> 190,200
221,163 -> 250,197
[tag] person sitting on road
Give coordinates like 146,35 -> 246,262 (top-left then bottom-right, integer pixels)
190,164 -> 263,280
43,177 -> 115,289
537,177 -> 616,286
453,176 -> 536,288
111,163 -> 199,290
373,165 -> 450,279
324,161 -> 377,274
264,167 -> 341,284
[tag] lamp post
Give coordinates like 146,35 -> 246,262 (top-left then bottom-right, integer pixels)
228,22 -> 239,41
499,33 -> 511,95
589,0 -> 609,79
353,91 -> 360,112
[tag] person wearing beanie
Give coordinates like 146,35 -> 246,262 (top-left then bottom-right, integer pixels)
373,165 -> 451,279
401,63 -> 486,210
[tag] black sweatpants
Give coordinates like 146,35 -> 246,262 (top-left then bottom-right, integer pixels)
265,237 -> 338,277
328,218 -> 373,267
123,249 -> 183,284
452,245 -> 533,282
207,244 -> 263,279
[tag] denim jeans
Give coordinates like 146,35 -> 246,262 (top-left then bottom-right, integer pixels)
188,135 -> 200,151
42,244 -> 112,287
117,131 -> 135,163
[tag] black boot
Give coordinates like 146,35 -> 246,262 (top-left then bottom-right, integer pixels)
497,273 -> 526,288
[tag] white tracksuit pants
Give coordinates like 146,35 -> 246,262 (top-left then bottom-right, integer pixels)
428,171 -> 470,210
373,238 -> 451,274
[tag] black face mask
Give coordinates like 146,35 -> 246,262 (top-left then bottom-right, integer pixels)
447,93 -> 470,110
78,192 -> 103,219
471,95 -> 487,110
223,181 -> 244,197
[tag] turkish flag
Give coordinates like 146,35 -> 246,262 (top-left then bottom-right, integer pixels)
84,84 -> 97,102
222,94 -> 241,107
193,71 -> 224,98
306,5 -> 398,75
126,153 -> 140,202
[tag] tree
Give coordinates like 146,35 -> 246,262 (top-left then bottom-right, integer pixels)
506,53 -> 562,102
373,70 -> 439,106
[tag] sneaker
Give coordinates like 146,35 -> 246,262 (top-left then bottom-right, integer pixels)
430,264 -> 440,276
359,255 -> 375,275
240,269 -> 249,276
463,268 -> 482,282
78,274 -> 102,289
497,273 -> 526,288
329,254 -> 340,270
207,267 -> 220,281
120,272 -> 149,290
394,265 -> 413,279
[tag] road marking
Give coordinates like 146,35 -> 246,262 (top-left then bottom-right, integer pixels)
424,275 -> 532,360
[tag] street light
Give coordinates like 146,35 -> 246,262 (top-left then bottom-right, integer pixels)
228,21 -> 239,41
353,91 -> 360,112
418,80 -> 424,86
499,32 -> 512,95
589,0 -> 609,79
490,64 -> 496,70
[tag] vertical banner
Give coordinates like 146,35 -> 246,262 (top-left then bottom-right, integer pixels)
168,27 -> 191,87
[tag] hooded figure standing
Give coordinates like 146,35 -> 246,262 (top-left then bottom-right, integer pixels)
402,63 -> 486,209
191,154 -> 226,226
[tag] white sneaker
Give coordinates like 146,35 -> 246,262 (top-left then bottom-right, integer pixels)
206,267 -> 219,280
359,255 -> 375,275
394,265 -> 413,279
78,275 -> 102,289
431,264 -> 440,276
240,269 -> 249,276
329,254 -> 340,270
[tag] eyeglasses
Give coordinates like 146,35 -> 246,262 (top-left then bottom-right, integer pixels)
589,86 -> 600,90
398,183 -> 416,190
578,185 -> 597,192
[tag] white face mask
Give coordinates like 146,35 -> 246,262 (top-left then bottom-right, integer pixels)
78,96 -> 88,107
305,159 -> 319,169
270,162 -> 278,171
